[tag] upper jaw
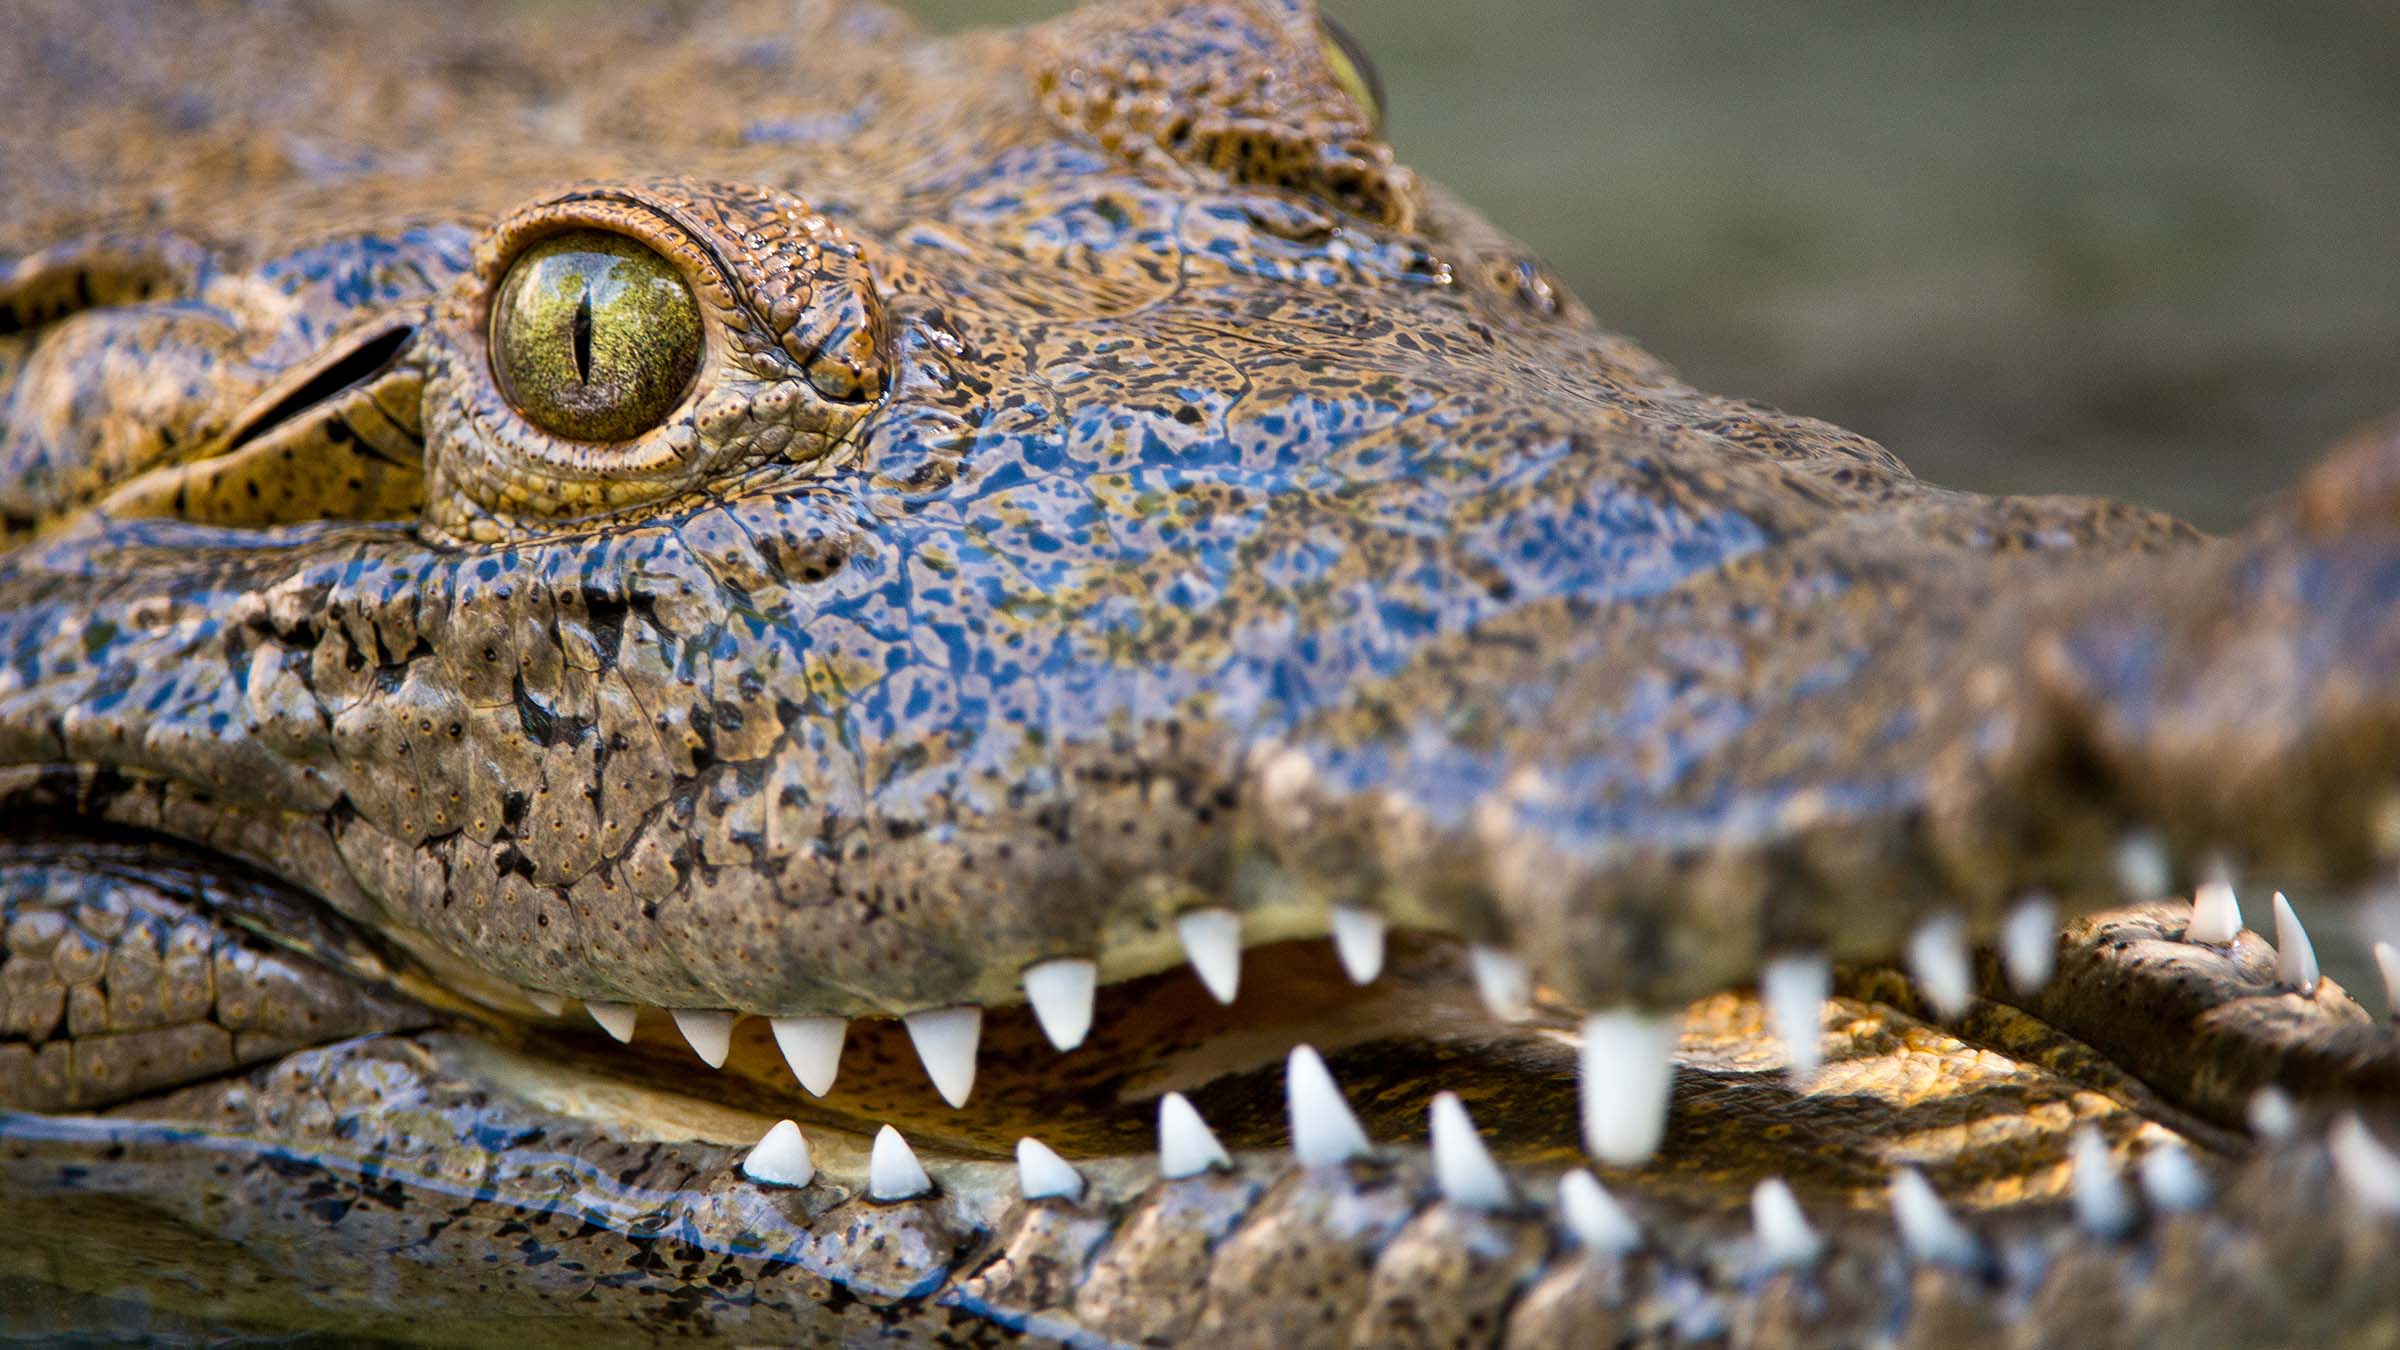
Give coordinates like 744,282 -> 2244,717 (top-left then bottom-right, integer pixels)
285,405 -> 2400,1065
23,398 -> 2400,1082
446,531 -> 2400,1014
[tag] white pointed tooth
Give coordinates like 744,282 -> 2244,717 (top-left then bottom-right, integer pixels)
2270,892 -> 2320,996
740,1119 -> 815,1189
1428,1091 -> 1512,1210
1286,1044 -> 1372,1167
1176,908 -> 1243,1003
1015,1136 -> 1084,1203
769,1015 -> 847,1096
903,1006 -> 982,1108
2138,1140 -> 2211,1214
1330,905 -> 1387,985
868,1124 -> 932,1201
1890,1167 -> 1982,1267
1760,953 -> 1831,1079
2376,942 -> 2400,1020
2113,830 -> 2170,901
2001,893 -> 2057,995
524,989 -> 567,1017
669,1009 -> 737,1069
1750,1177 -> 1822,1270
1558,1168 -> 1642,1255
1579,1009 -> 1678,1166
2069,1126 -> 2136,1239
1470,946 -> 1532,1020
1022,958 -> 1097,1051
2328,1112 -> 2400,1215
1906,912 -> 1973,1019
1157,1091 -> 1231,1179
586,1001 -> 640,1044
2189,879 -> 2242,945
2247,1085 -> 2298,1142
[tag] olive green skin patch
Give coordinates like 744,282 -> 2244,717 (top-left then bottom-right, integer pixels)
488,229 -> 702,443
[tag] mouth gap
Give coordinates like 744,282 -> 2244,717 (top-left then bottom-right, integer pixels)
485,923 -> 2181,1219
19,815 -> 2283,1222
520,934 -> 1571,1164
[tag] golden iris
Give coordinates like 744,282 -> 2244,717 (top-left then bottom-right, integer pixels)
489,230 -> 701,443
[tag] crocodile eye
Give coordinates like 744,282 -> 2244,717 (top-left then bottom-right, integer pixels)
1318,18 -> 1384,131
489,229 -> 701,443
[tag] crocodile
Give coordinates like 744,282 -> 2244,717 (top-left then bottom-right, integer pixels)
4,0 -> 2400,1343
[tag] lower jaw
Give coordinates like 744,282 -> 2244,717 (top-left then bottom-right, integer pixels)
13,937 -> 2398,1347
15,893 -> 2400,1345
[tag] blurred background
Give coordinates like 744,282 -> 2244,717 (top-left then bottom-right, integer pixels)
907,0 -> 2400,529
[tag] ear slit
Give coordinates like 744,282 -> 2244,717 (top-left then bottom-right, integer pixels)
223,320 -> 417,451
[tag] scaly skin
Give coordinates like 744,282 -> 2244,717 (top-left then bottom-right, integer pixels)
3,0 -> 2399,1343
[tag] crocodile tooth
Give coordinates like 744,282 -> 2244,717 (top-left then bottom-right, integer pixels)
2270,892 -> 2320,995
2113,830 -> 2170,901
2070,1125 -> 2136,1239
1749,1177 -> 1822,1270
1176,908 -> 1243,1003
2327,1113 -> 2400,1215
1579,1009 -> 1678,1165
2248,1085 -> 2298,1141
769,1015 -> 846,1096
1157,1090 -> 1231,1179
1760,953 -> 1831,1079
2138,1140 -> 2211,1213
1016,1136 -> 1084,1203
1905,912 -> 1972,1018
2001,893 -> 2057,994
2189,878 -> 2242,945
1428,1091 -> 1512,1210
1890,1167 -> 1981,1267
741,1119 -> 814,1189
586,1001 -> 640,1043
1286,1044 -> 1371,1167
903,1006 -> 981,1108
1022,958 -> 1096,1051
524,989 -> 567,1017
670,1010 -> 736,1069
1470,946 -> 1532,1020
868,1124 -> 932,1201
1558,1168 -> 1642,1256
1329,905 -> 1387,985
2375,941 -> 2400,1018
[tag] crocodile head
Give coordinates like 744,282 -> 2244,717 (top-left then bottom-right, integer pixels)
5,0 -> 2400,1343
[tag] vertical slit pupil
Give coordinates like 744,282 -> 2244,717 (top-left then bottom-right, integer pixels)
570,288 -> 594,385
